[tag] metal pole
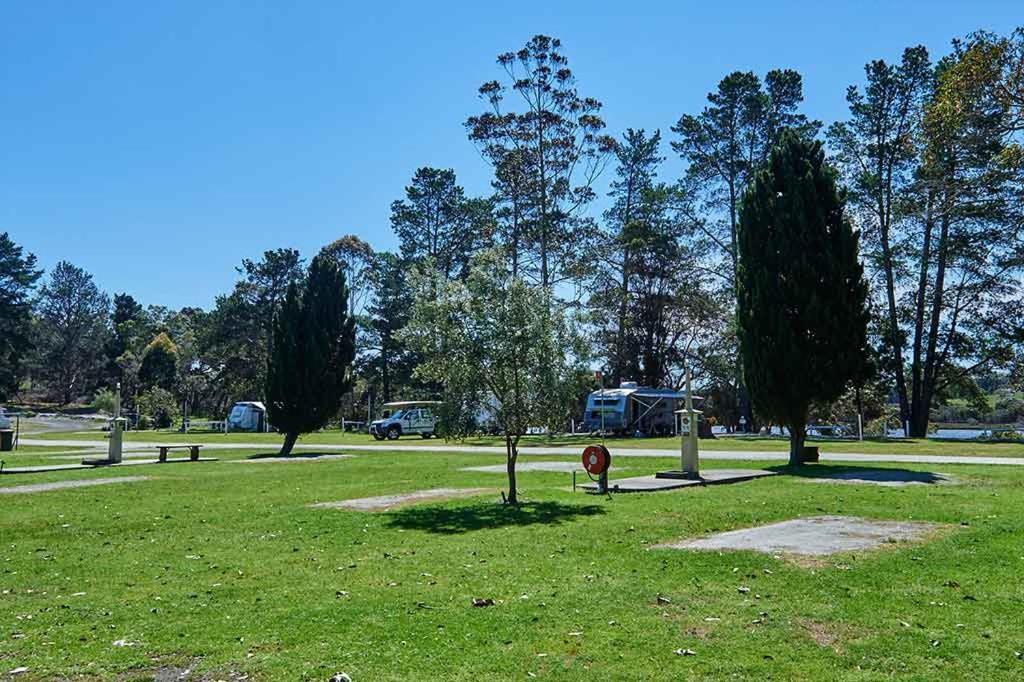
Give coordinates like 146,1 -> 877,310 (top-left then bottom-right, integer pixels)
600,373 -> 605,441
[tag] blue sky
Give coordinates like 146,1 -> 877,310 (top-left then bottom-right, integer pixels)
2,1 -> 1021,309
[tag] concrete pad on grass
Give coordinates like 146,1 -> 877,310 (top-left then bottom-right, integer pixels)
311,487 -> 492,512
581,469 -> 777,493
0,476 -> 151,495
658,515 -> 942,556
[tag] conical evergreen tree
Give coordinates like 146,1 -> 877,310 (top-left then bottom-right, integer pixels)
265,255 -> 356,456
737,131 -> 870,465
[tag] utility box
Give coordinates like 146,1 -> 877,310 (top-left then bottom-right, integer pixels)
677,407 -> 702,478
0,430 -> 13,452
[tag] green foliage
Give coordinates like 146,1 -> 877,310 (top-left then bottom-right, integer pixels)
405,251 -> 588,503
737,132 -> 871,464
265,255 -> 356,455
91,387 -> 119,415
33,260 -> 111,404
139,332 -> 179,391
390,167 -> 491,281
137,386 -> 179,428
0,233 -> 43,401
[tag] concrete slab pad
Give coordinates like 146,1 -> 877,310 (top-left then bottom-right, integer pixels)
801,469 -> 953,486
311,487 -> 492,512
1,458 -> 217,475
582,469 -> 777,493
230,454 -> 355,464
0,476 -> 151,495
658,515 -> 942,556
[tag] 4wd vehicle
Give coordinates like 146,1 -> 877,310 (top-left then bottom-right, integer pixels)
369,401 -> 440,440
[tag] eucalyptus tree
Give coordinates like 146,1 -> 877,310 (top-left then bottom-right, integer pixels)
829,35 -> 1024,436
405,251 -> 587,504
827,46 -> 933,427
466,34 -> 615,289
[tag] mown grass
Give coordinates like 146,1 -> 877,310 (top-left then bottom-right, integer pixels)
29,427 -> 1024,457
2,448 -> 1023,680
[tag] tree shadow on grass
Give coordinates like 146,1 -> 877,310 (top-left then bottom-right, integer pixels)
243,452 -> 353,460
767,464 -> 950,485
385,500 -> 606,534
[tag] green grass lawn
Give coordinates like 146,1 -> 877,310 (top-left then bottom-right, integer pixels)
29,427 -> 1024,457
2,448 -> 1023,680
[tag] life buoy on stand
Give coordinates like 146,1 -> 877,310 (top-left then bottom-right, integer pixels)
582,444 -> 611,493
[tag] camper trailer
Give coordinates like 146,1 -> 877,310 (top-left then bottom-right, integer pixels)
226,401 -> 269,433
369,401 -> 440,440
583,382 -> 692,436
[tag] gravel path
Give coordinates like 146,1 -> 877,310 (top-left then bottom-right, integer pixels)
0,476 -> 151,495
21,438 -> 1024,466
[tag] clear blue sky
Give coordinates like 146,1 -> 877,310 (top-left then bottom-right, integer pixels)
3,1 -> 1020,309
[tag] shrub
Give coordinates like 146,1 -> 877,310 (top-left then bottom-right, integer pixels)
91,388 -> 119,415
137,387 -> 179,429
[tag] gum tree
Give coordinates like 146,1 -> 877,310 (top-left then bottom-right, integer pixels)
405,252 -> 586,504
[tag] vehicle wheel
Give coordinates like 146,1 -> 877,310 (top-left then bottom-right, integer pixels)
386,426 -> 401,440
372,433 -> 385,441
420,432 -> 432,439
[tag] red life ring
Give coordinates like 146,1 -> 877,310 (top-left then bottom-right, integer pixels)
582,444 -> 611,475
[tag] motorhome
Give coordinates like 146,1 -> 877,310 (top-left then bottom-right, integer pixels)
369,401 -> 440,440
226,401 -> 269,433
583,382 -> 693,436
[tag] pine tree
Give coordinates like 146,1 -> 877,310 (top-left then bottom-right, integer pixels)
0,233 -> 42,400
265,255 -> 356,456
737,132 -> 870,465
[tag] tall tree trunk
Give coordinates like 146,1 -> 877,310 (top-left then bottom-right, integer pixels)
614,247 -> 631,384
788,421 -> 806,467
910,191 -> 935,438
505,434 -> 519,505
915,207 -> 951,438
279,431 -> 299,456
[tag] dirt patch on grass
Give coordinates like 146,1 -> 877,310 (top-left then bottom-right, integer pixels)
311,487 -> 492,512
796,618 -> 857,654
0,476 -> 151,495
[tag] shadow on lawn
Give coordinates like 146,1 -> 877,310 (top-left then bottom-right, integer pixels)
385,500 -> 606,534
768,464 -> 949,485
244,452 -> 348,459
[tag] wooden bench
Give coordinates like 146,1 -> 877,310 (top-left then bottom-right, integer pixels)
155,444 -> 204,462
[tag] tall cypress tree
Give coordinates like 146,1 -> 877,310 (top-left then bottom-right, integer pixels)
265,255 -> 356,456
737,132 -> 870,465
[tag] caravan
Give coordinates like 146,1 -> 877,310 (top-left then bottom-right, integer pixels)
583,382 -> 692,436
226,401 -> 269,433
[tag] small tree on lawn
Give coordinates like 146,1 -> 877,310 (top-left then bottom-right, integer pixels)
405,252 -> 586,504
265,255 -> 356,456
737,131 -> 870,466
